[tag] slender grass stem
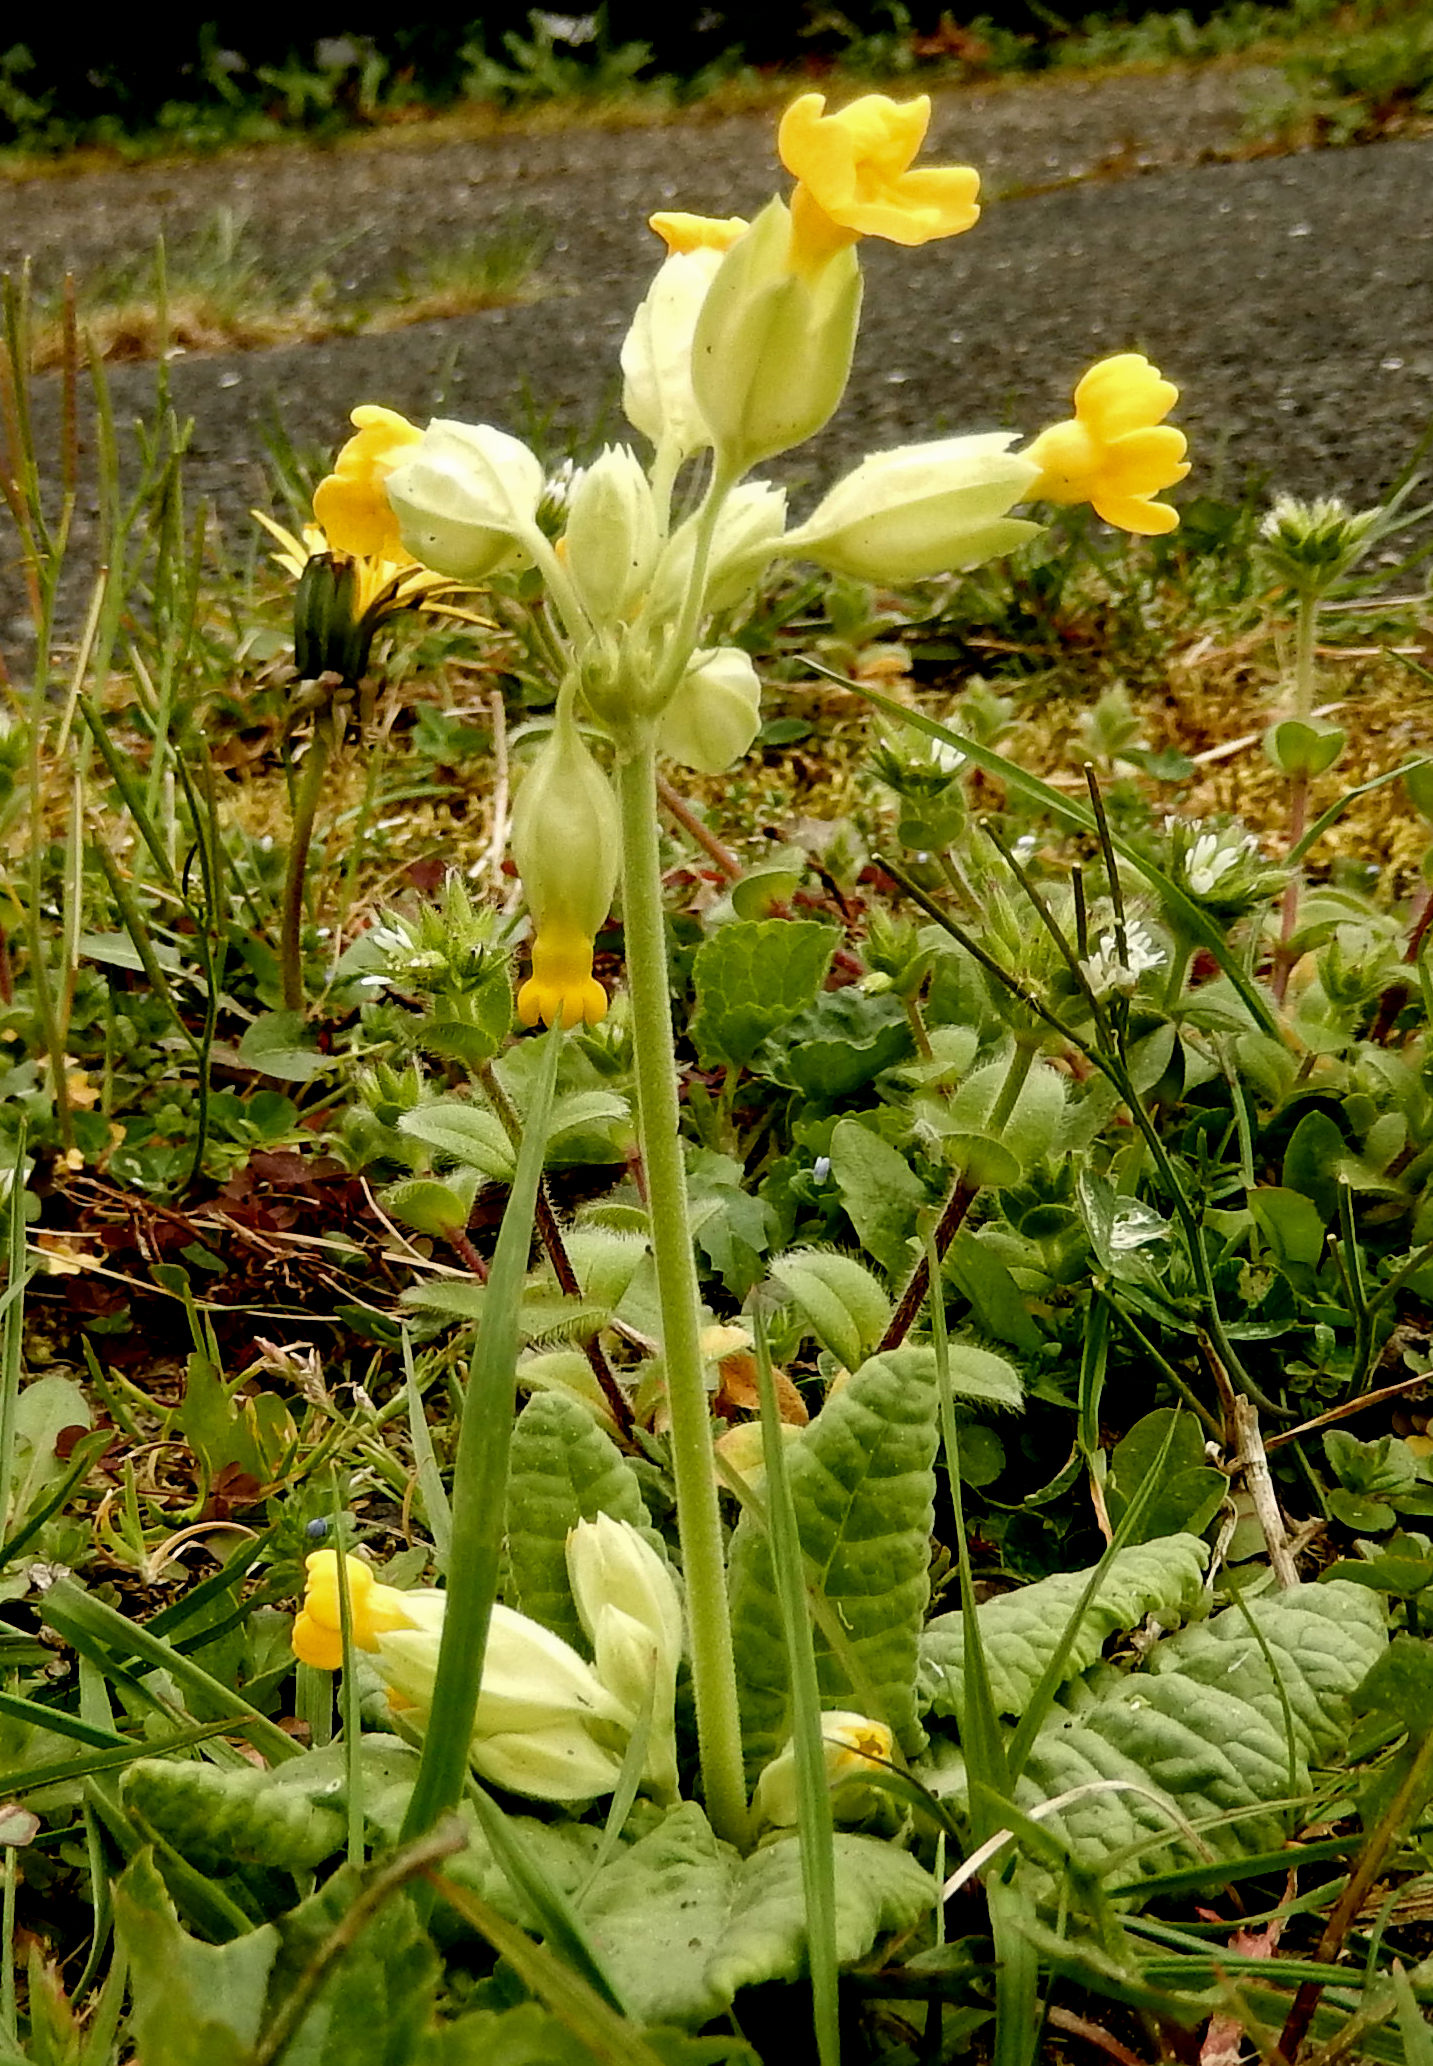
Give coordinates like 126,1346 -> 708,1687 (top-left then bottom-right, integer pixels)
616,740 -> 747,1848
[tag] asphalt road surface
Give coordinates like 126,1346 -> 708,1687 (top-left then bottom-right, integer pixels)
3,67 -> 1432,645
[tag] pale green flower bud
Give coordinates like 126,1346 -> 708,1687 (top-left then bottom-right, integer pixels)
621,245 -> 727,458
369,1594 -> 630,1803
658,646 -> 763,774
752,1710 -> 895,1829
692,197 -> 862,475
781,434 -> 1041,584
647,481 -> 788,624
386,420 -> 544,581
470,1721 -> 626,1803
563,444 -> 661,629
567,1515 -> 683,1803
511,714 -> 621,1028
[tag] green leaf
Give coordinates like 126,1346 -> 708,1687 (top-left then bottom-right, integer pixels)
1107,1412 -> 1225,1543
8,1372 -> 90,1518
236,1009 -> 327,1084
947,1056 -> 1066,1176
121,1757 -> 346,1874
382,1174 -> 480,1241
1282,1108 -> 1347,1222
769,1249 -> 893,1372
828,1116 -> 931,1280
114,1850 -> 277,2066
1248,1185 -> 1327,1271
946,1230 -> 1045,1351
506,1392 -> 657,1649
771,990 -> 912,1101
576,1803 -> 933,2028
690,920 -> 836,1071
266,1859 -> 441,2066
727,1344 -> 939,1769
400,1102 -> 514,1180
709,1832 -> 934,2006
918,1535 -> 1211,1722
924,1582 -> 1387,1899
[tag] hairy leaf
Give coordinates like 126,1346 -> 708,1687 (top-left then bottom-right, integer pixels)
769,1248 -> 893,1371
690,920 -> 836,1071
506,1391 -> 658,1648
577,1802 -> 932,2028
923,1581 -> 1388,1896
728,1345 -> 939,1769
918,1535 -> 1211,1722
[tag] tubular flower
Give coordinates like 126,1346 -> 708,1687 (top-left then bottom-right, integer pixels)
778,92 -> 980,272
622,217 -> 750,459
1023,354 -> 1190,536
511,714 -> 621,1029
291,1550 -> 419,1671
567,1516 -> 684,1803
752,1710 -> 896,1829
312,405 -> 423,562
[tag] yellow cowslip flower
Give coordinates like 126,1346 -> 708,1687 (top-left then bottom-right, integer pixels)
312,404 -> 424,562
518,921 -> 609,1030
292,1550 -> 417,1671
752,1710 -> 896,1828
649,211 -> 749,256
1023,354 -> 1190,536
512,715 -> 620,1029
778,92 -> 980,273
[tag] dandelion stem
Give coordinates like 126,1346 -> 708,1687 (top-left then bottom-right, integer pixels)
281,716 -> 332,1013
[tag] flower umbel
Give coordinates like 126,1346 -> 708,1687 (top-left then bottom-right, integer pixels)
312,405 -> 423,562
1024,354 -> 1189,535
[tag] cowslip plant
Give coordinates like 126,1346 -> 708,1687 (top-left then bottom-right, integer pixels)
302,86 -> 1189,1849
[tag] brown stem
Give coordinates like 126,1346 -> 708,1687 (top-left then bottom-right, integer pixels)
1276,1728 -> 1433,2063
656,772 -> 742,881
878,1178 -> 979,1355
1406,886 -> 1433,966
477,1061 -> 633,1438
450,1230 -> 489,1283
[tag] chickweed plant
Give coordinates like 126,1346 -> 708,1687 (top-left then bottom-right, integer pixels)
1,82 -> 1433,2066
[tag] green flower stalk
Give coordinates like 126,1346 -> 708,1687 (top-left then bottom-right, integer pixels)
306,80 -> 1194,1849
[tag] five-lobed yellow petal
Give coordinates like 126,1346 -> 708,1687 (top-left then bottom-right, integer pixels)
1023,352 -> 1190,535
518,924 -> 609,1030
291,1550 -> 417,1671
778,91 -> 980,267
312,404 -> 424,562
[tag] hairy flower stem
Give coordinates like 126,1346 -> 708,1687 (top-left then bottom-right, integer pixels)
616,741 -> 748,1849
1273,585 -> 1318,1006
281,719 -> 332,1013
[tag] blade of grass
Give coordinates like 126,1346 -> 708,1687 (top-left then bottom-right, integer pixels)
401,1326 -> 451,1570
427,1869 -> 675,2066
925,1229 -> 1035,2066
467,1781 -> 629,2015
0,1130 -> 28,1541
399,1023 -> 563,1843
40,1579 -> 301,1765
816,663 -> 1278,1036
751,1302 -> 841,2066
